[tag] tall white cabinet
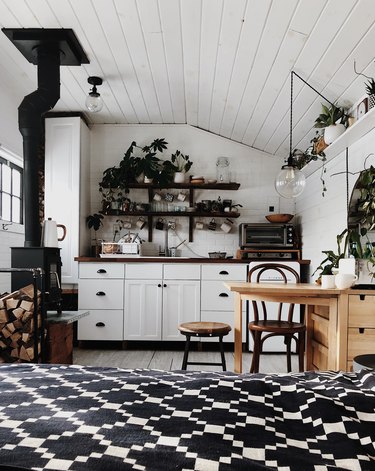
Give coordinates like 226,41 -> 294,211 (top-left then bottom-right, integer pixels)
45,116 -> 90,285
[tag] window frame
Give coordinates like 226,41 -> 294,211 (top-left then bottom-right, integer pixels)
0,155 -> 23,224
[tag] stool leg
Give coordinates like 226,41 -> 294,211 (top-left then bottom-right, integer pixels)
219,335 -> 226,371
182,335 -> 191,370
286,335 -> 292,373
251,331 -> 261,373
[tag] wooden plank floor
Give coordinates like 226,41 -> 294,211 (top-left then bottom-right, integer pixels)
73,347 -> 298,373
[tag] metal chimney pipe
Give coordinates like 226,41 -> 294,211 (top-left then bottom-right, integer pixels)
18,46 -> 60,247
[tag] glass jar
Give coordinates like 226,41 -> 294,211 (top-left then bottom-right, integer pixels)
216,157 -> 230,183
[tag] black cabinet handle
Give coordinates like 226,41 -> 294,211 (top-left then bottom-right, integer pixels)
219,292 -> 229,297
97,269 -> 107,274
359,328 -> 365,334
219,270 -> 229,275
158,284 -> 162,287
96,322 -> 105,327
163,284 -> 167,288
96,291 -> 106,296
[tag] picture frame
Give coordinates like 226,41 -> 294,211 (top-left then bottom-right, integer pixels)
356,97 -> 368,121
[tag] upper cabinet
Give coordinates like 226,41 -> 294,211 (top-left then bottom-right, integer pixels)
44,116 -> 91,284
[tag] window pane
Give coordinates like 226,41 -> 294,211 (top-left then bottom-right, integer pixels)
2,193 -> 10,221
2,166 -> 11,193
12,197 -> 21,223
12,170 -> 21,197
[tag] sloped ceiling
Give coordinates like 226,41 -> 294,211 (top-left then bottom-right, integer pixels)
0,0 -> 374,159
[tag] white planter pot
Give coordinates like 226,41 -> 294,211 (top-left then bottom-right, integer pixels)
320,274 -> 335,289
174,172 -> 185,183
323,124 -> 346,145
144,176 -> 153,184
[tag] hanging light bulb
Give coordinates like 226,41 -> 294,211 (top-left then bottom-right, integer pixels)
275,71 -> 306,198
85,76 -> 103,112
275,155 -> 306,198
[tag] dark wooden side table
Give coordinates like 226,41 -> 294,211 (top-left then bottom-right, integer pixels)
46,311 -> 89,364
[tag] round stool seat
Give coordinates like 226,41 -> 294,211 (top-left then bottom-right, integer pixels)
353,354 -> 375,372
178,321 -> 231,337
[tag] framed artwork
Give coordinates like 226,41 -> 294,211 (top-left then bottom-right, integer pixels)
356,97 -> 368,120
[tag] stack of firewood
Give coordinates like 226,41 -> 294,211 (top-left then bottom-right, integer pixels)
0,284 -> 42,363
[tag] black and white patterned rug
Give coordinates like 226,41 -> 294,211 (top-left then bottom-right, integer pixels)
0,364 -> 373,470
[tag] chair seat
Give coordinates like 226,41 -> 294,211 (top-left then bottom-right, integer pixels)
178,321 -> 231,336
248,320 -> 305,334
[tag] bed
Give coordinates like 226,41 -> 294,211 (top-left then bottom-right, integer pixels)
0,364 -> 373,470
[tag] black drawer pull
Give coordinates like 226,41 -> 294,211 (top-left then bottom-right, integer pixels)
163,284 -> 167,288
219,270 -> 229,275
97,269 -> 107,274
96,291 -> 106,296
360,294 -> 366,301
219,292 -> 229,297
96,322 -> 105,327
158,284 -> 162,287
359,328 -> 365,334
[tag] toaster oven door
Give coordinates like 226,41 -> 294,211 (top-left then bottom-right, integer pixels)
243,224 -> 286,247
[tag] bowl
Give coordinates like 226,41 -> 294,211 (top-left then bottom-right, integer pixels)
265,213 -> 294,223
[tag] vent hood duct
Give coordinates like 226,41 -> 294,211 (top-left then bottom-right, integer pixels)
2,28 -> 89,247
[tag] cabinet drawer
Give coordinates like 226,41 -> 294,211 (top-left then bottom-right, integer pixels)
201,281 -> 235,311
126,263 -> 163,279
347,327 -> 375,360
201,264 -> 246,281
79,263 -> 124,279
78,279 -> 124,310
348,295 -> 375,328
77,310 -> 123,341
163,264 -> 200,280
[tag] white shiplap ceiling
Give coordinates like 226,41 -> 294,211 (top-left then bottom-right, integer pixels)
0,0 -> 374,159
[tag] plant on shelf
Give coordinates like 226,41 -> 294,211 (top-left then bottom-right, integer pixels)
86,213 -> 104,256
365,78 -> 375,109
314,103 -> 347,145
163,150 -> 193,183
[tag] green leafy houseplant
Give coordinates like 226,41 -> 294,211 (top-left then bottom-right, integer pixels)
313,229 -> 349,281
365,78 -> 375,96
314,103 -> 347,128
86,213 -> 104,255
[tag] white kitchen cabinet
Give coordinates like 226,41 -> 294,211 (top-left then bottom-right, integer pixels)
124,279 -> 162,340
124,263 -> 200,341
45,116 -> 90,285
201,263 -> 247,343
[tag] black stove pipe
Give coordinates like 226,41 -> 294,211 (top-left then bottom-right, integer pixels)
18,45 -> 60,247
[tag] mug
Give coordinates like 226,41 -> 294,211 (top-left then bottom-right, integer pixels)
155,218 -> 164,230
321,274 -> 335,289
195,221 -> 204,230
153,193 -> 162,201
123,220 -> 132,229
136,217 -> 146,230
220,218 -> 233,233
177,192 -> 186,202
165,193 -> 174,202
334,273 -> 358,289
208,218 -> 216,231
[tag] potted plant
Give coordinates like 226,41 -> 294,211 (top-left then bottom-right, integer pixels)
313,229 -> 348,285
86,213 -> 104,257
163,150 -> 193,183
314,103 -> 347,145
365,78 -> 375,109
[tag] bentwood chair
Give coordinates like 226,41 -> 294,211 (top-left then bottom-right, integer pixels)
248,263 -> 305,373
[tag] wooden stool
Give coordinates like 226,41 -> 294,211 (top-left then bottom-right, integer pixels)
178,321 -> 231,371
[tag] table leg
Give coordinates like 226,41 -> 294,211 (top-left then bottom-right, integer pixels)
234,292 -> 243,373
305,304 -> 314,370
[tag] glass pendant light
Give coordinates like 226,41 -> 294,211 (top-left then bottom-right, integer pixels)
275,72 -> 306,198
85,76 -> 103,112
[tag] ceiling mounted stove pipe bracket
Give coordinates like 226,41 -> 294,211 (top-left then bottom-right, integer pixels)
19,45 -> 60,247
2,28 -> 90,248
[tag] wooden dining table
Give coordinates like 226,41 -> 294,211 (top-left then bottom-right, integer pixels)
224,282 -> 349,373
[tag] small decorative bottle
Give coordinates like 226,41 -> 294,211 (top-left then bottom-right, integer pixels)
216,157 -> 230,183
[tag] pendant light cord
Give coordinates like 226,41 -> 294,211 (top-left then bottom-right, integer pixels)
289,71 -> 294,162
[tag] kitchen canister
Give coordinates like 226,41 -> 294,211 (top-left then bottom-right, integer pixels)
41,218 -> 67,247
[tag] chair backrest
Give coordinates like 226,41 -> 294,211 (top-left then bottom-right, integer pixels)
248,263 -> 300,323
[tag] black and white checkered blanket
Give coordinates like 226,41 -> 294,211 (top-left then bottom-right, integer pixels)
0,364 -> 373,470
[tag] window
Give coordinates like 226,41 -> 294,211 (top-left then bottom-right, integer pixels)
0,157 -> 23,224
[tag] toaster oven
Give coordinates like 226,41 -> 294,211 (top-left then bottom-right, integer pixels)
239,223 -> 296,248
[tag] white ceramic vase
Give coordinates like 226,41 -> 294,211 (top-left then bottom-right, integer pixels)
174,172 -> 185,183
323,124 -> 346,145
320,274 -> 336,289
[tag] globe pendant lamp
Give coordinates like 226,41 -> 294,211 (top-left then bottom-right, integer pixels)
275,72 -> 306,198
85,76 -> 103,112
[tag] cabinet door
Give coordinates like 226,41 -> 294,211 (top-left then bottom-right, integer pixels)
162,280 -> 200,341
124,280 -> 162,340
